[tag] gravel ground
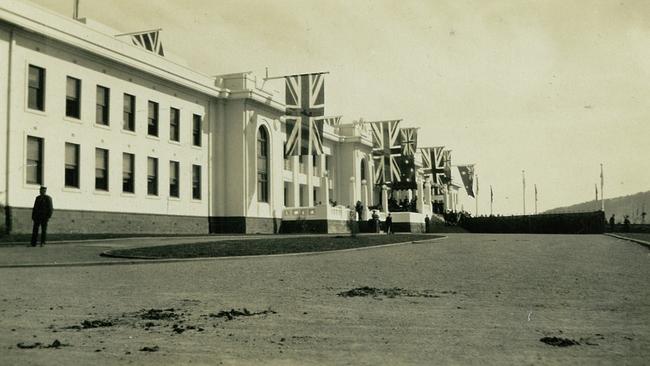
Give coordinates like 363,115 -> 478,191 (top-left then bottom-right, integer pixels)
0,233 -> 648,365
614,233 -> 650,244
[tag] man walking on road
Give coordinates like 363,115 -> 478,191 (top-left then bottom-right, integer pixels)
31,186 -> 53,247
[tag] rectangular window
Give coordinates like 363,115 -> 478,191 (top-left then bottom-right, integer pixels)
26,136 -> 43,185
170,107 -> 180,142
66,76 -> 81,119
192,114 -> 201,146
147,157 -> 158,195
123,94 -> 135,131
95,148 -> 109,191
64,143 -> 80,188
96,85 -> 109,125
122,153 -> 134,193
169,161 -> 179,198
147,101 -> 158,136
192,165 -> 201,200
28,65 -> 45,111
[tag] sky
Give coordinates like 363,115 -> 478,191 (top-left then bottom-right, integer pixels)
31,0 -> 650,215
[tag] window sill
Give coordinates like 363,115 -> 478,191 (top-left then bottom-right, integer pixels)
191,198 -> 202,203
121,129 -> 137,136
146,135 -> 160,141
93,189 -> 110,196
94,123 -> 111,130
120,192 -> 136,197
25,108 -> 47,117
145,194 -> 160,200
168,140 -> 181,145
191,144 -> 202,150
63,116 -> 83,124
62,186 -> 81,193
168,196 -> 181,201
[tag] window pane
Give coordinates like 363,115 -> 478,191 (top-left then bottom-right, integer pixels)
123,94 -> 135,131
192,165 -> 201,199
66,77 -> 80,118
28,66 -> 45,110
122,153 -> 134,193
148,101 -> 158,136
95,148 -> 108,190
26,136 -> 43,185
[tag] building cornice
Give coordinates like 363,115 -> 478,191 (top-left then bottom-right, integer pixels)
0,0 -> 226,98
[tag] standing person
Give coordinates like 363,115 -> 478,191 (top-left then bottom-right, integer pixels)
623,215 -> 630,232
609,214 -> 616,232
424,215 -> 431,233
31,186 -> 53,247
385,213 -> 393,234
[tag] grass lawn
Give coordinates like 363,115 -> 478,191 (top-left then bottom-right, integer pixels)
104,234 -> 441,259
616,232 -> 650,244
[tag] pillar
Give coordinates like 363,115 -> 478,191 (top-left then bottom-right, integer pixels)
361,179 -> 369,220
289,155 -> 299,207
416,179 -> 424,213
349,176 -> 356,207
381,184 -> 389,213
424,178 -> 432,213
322,173 -> 330,206
306,155 -> 314,207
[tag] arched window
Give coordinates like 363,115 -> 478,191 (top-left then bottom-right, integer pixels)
257,126 -> 269,202
360,158 -> 367,182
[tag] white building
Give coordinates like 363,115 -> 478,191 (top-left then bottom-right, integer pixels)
0,1 -> 457,235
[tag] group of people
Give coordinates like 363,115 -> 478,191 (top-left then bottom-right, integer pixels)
608,214 -> 631,232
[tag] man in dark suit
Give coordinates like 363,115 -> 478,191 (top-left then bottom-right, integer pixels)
385,213 -> 393,234
31,186 -> 53,247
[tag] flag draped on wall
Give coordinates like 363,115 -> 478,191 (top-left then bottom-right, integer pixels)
284,73 -> 326,155
421,146 -> 446,185
442,150 -> 452,184
369,120 -> 402,185
130,30 -> 165,56
399,128 -> 418,156
458,165 -> 475,197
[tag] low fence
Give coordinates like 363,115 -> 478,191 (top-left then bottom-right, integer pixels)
460,211 -> 605,234
608,223 -> 650,233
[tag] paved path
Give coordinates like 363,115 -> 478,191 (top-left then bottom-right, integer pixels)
0,234 -> 648,365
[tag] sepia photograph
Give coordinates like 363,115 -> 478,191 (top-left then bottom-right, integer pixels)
0,0 -> 648,364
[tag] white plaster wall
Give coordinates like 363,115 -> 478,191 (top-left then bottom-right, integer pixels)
0,28 -> 9,207
6,30 -> 210,216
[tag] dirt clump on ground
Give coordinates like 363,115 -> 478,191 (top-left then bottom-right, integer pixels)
540,336 -> 580,347
139,345 -> 159,352
337,286 -> 447,298
209,308 -> 277,321
16,339 -> 69,349
138,308 -> 179,320
63,319 -> 114,330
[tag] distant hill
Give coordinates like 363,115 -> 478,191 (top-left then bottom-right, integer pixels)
544,191 -> 650,224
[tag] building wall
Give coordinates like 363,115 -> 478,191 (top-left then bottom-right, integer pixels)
4,28 -> 211,230
0,28 -> 9,232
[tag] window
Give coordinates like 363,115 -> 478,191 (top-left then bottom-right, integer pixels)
96,85 -> 109,125
66,76 -> 81,118
325,155 -> 331,174
64,143 -> 80,188
257,127 -> 269,202
28,65 -> 45,111
147,101 -> 158,136
192,165 -> 201,200
123,94 -> 135,131
26,136 -> 43,185
169,161 -> 179,198
95,148 -> 109,191
122,153 -> 134,193
170,107 -> 180,142
147,157 -> 158,195
192,114 -> 201,146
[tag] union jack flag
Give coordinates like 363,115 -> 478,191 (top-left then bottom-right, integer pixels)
369,120 -> 402,185
442,149 -> 452,184
399,128 -> 418,156
284,73 -> 326,156
420,146 -> 446,184
315,115 -> 342,127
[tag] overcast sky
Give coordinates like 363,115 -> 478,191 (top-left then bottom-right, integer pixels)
32,0 -> 650,215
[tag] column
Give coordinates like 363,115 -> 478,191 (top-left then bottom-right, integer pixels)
368,163 -> 375,206
424,178 -> 432,213
322,173 -> 330,207
306,155 -> 314,207
416,179 -> 424,213
381,184 -> 389,213
361,179 -> 369,220
349,176 -> 356,207
291,156 -> 300,207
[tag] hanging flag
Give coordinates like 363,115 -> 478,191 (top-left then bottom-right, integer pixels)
421,146 -> 446,185
458,165 -> 475,197
284,73 -> 326,156
116,29 -> 165,56
369,120 -> 402,185
490,185 -> 494,203
399,128 -> 418,156
316,115 -> 342,127
442,150 -> 452,184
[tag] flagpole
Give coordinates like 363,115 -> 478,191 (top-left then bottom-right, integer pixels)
600,163 -> 605,212
534,184 -> 538,214
522,170 -> 526,215
73,0 -> 79,19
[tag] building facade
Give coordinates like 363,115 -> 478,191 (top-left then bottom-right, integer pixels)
0,1 -> 456,235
